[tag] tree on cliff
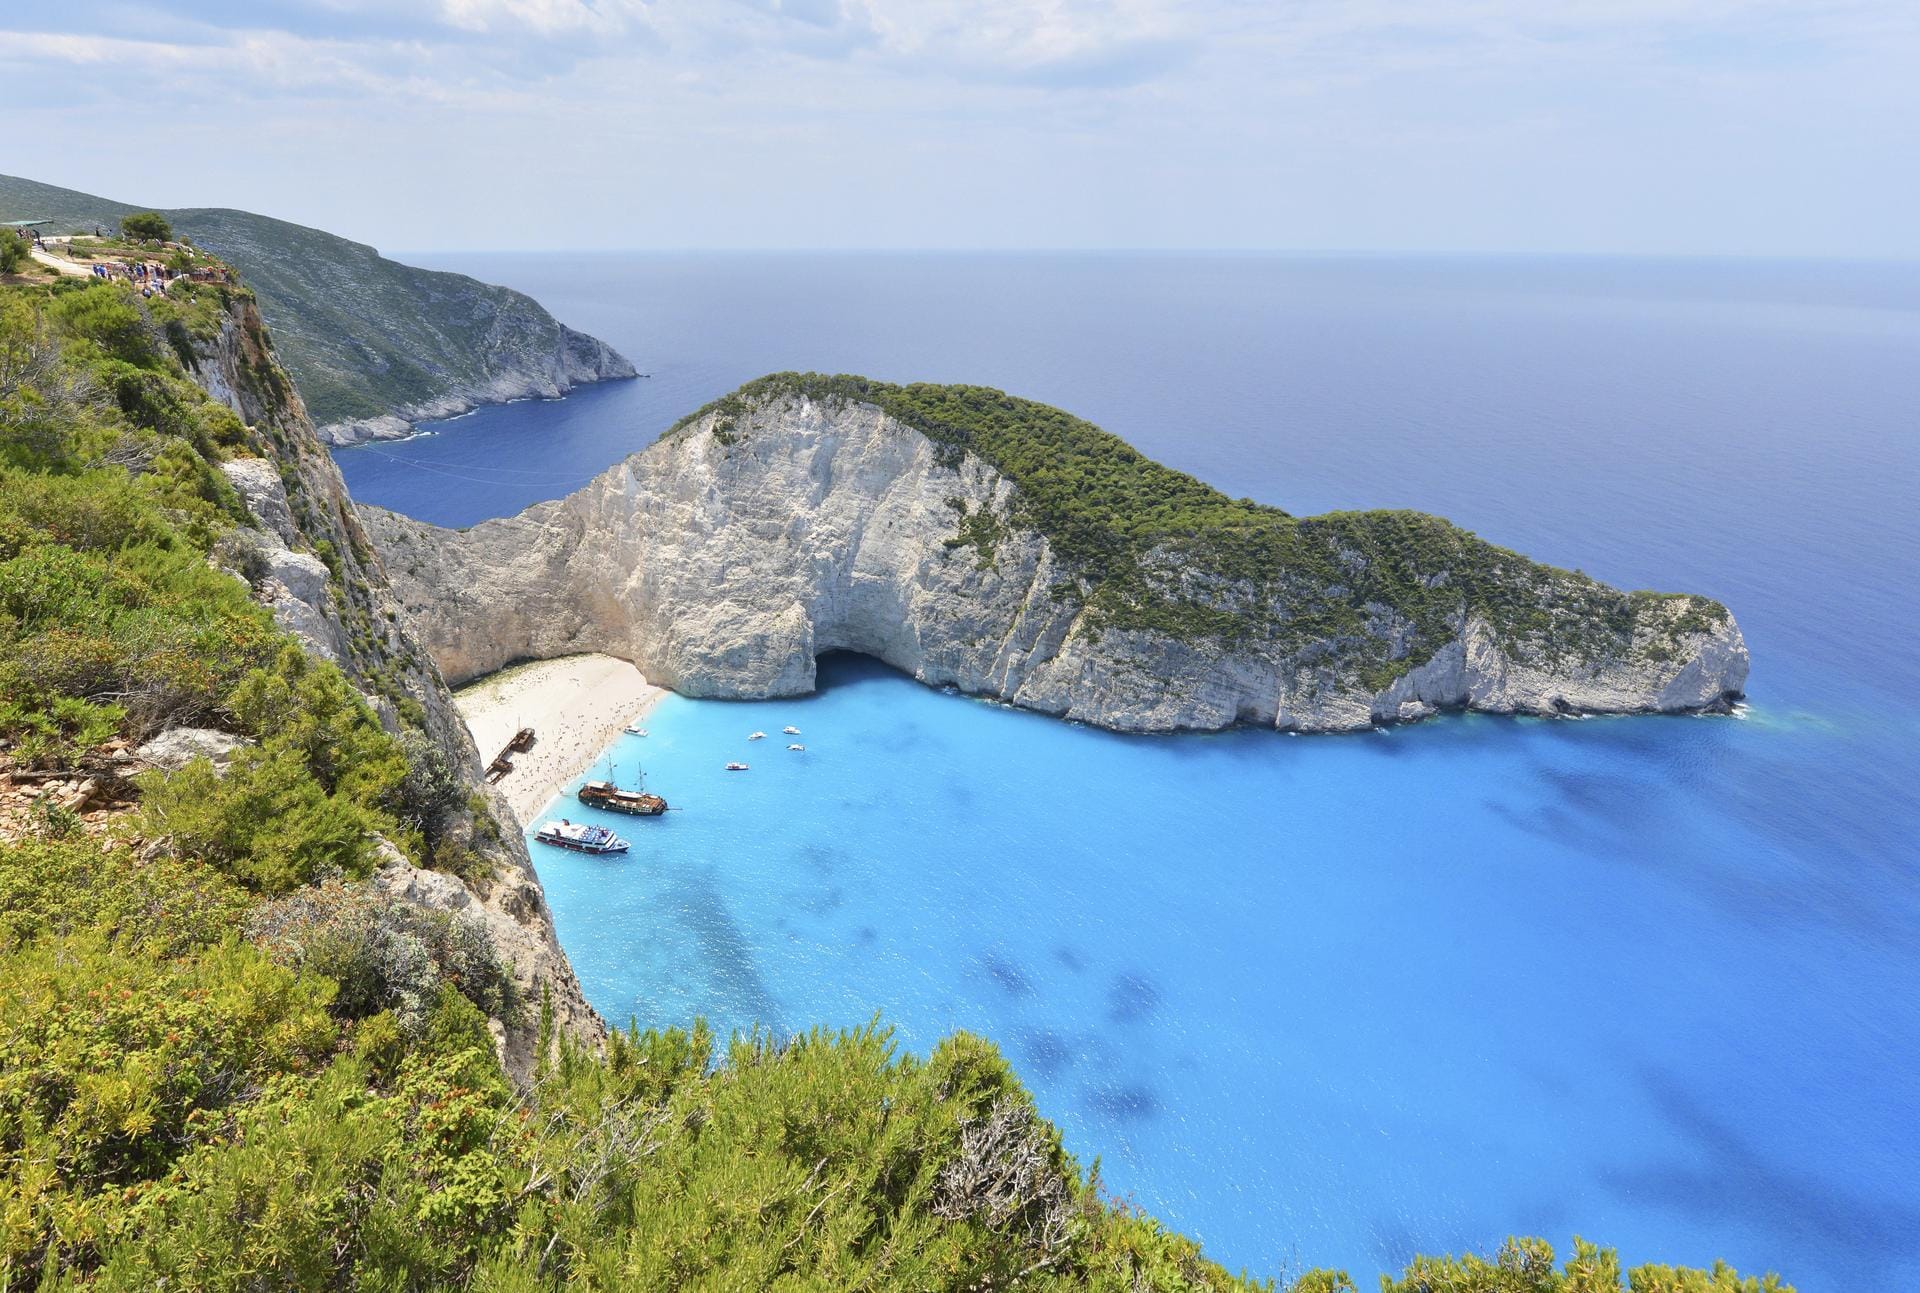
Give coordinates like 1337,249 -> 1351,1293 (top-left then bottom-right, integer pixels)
120,211 -> 173,243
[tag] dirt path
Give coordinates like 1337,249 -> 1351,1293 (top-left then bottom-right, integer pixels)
29,247 -> 93,278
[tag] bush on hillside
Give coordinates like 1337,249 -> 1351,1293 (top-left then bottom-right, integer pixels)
120,211 -> 173,244
0,925 -> 337,1280
135,745 -> 382,893
245,879 -> 519,1034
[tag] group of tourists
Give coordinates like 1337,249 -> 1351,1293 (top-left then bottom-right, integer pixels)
87,258 -> 174,296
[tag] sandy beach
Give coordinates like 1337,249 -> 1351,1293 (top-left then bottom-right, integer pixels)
453,654 -> 665,824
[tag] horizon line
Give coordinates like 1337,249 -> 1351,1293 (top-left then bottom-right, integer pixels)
385,245 -> 1920,266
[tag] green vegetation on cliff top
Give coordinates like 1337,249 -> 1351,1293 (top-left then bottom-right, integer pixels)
675,373 -> 1728,682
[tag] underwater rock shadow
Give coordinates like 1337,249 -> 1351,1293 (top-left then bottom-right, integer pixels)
1084,1079 -> 1163,1124
978,949 -> 1035,998
1106,972 -> 1162,1025
665,868 -> 785,1037
1602,1065 -> 1920,1289
1015,1027 -> 1078,1080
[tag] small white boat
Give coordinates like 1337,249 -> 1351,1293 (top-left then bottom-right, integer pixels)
782,725 -> 801,735
725,761 -> 750,771
534,818 -> 630,854
747,731 -> 767,741
624,724 -> 648,736
787,743 -> 805,751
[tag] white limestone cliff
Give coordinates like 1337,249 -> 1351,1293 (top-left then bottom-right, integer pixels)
361,390 -> 1748,735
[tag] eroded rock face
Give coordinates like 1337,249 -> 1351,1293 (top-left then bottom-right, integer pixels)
370,817 -> 599,1084
361,393 -> 1749,735
189,291 -> 606,1082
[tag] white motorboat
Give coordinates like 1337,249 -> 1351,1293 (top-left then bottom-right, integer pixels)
533,818 -> 630,854
782,726 -> 801,735
725,762 -> 750,771
747,731 -> 767,741
787,743 -> 805,751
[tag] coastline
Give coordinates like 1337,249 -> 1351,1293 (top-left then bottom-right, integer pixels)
452,653 -> 665,825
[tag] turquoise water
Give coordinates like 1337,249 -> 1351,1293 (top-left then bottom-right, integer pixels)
533,661 -> 1916,1288
340,254 -> 1920,1288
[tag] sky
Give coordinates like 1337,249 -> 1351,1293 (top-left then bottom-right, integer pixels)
1,0 -> 1916,256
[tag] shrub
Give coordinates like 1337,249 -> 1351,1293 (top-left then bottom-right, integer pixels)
227,645 -> 410,807
0,838 -> 248,956
135,744 -> 380,893
246,879 -> 520,1034
0,692 -> 123,767
50,282 -> 159,368
396,728 -> 467,857
120,211 -> 174,243
0,232 -> 27,275
94,1006 -> 513,1291
0,929 -> 336,1281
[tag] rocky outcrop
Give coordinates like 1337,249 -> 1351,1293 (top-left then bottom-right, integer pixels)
312,323 -> 634,446
187,288 -> 605,1081
361,385 -> 1748,734
136,728 -> 249,773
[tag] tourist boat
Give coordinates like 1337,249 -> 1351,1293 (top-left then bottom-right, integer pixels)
782,725 -> 801,735
787,743 -> 805,751
533,819 -> 629,854
725,762 -> 749,771
577,777 -> 667,816
747,731 -> 766,741
624,724 -> 648,736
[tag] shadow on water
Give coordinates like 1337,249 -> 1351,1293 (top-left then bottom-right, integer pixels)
1604,1068 -> 1920,1289
1085,1080 -> 1163,1125
978,949 -> 1035,998
665,868 -> 785,1036
1105,973 -> 1162,1025
1015,1028 -> 1077,1080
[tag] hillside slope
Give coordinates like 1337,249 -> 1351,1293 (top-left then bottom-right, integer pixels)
363,374 -> 1748,733
0,173 -> 634,442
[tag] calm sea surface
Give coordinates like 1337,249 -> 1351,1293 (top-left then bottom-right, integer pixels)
336,254 -> 1920,1290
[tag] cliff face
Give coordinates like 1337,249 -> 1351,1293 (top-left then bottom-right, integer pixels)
0,173 -> 637,446
361,385 -> 1748,734
312,321 -> 632,446
187,289 -> 604,1079
164,205 -> 637,446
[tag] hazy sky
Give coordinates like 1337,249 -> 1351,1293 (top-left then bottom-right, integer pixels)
2,1 -> 1915,256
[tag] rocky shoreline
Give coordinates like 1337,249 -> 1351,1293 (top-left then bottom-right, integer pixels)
317,326 -> 636,445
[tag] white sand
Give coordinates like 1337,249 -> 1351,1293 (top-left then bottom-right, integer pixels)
453,654 -> 665,825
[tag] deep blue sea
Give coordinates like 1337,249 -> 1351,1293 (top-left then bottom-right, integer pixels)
337,253 -> 1920,1290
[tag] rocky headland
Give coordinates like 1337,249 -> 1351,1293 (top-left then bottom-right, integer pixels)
362,373 -> 1748,734
0,172 -> 637,446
